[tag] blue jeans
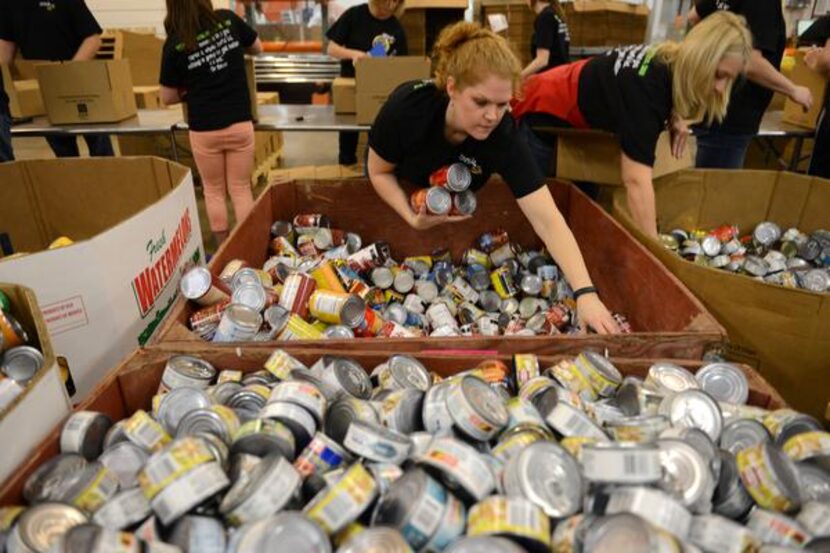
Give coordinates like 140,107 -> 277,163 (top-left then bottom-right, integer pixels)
694,128 -> 754,169
0,109 -> 13,162
809,108 -> 830,178
46,134 -> 114,158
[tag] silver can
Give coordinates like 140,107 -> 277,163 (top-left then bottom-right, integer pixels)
656,438 -> 716,513
446,375 -> 508,441
160,355 -> 217,392
212,304 -> 262,343
502,440 -> 583,518
7,503 -> 87,553
581,442 -> 662,485
660,389 -> 724,442
343,420 -> 412,465
695,362 -> 749,405
220,455 -> 301,526
60,411 -> 113,461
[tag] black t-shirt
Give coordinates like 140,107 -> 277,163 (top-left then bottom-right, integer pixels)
695,0 -> 786,134
531,7 -> 570,72
325,4 -> 408,78
160,10 -> 258,132
799,16 -> 830,47
0,71 -> 7,113
0,0 -> 102,61
577,45 -> 673,167
369,80 -> 545,199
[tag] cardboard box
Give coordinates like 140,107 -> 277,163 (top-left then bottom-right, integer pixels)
783,50 -> 828,130
612,170 -> 830,420
355,57 -> 431,124
36,60 -> 137,124
333,77 -> 356,114
154,177 -> 725,359
133,85 -> 161,109
119,30 -> 164,87
0,283 -> 69,483
0,158 -> 204,399
556,130 -> 694,187
0,346 -> 784,504
1,64 -> 45,119
563,0 -> 649,46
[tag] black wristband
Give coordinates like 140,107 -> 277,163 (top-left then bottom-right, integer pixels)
573,286 -> 598,300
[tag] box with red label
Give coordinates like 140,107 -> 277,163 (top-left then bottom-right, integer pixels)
0,157 -> 204,399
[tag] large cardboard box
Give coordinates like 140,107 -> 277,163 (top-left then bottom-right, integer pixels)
133,85 -> 162,109
0,346 -> 785,503
333,77 -> 356,114
0,158 -> 204,399
119,30 -> 164,87
0,283 -> 69,484
612,170 -> 830,420
155,177 -> 725,359
783,50 -> 828,130
556,129 -> 694,186
36,60 -> 137,124
563,0 -> 649,46
1,64 -> 45,119
355,57 -> 431,124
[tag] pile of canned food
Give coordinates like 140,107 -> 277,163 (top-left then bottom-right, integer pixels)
0,290 -> 46,411
409,164 -> 478,217
4,349 -> 830,552
661,222 -> 830,292
180,214 -> 631,343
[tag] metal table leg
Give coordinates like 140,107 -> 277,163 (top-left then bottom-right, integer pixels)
169,129 -> 179,162
789,137 -> 804,172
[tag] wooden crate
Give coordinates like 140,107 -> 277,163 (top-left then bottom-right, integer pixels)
153,178 -> 725,359
0,346 -> 786,504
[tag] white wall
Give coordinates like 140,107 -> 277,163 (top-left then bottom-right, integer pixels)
86,0 -> 232,36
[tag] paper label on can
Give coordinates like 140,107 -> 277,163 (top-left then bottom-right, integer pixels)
581,447 -> 662,483
424,494 -> 466,551
60,411 -> 98,455
264,349 -> 307,380
513,355 -> 540,389
421,440 -> 495,500
550,361 -> 596,401
305,464 -> 378,534
423,385 -> 454,435
124,411 -> 171,453
551,514 -> 583,553
73,466 -> 119,513
689,515 -> 758,553
0,507 -> 23,532
294,435 -> 347,478
736,445 -> 795,512
762,409 -> 799,439
505,398 -> 546,431
152,462 -> 229,525
446,383 -> 497,441
218,370 -> 243,384
273,381 -> 326,419
229,460 -> 301,526
93,488 -> 152,530
492,431 -> 543,464
344,423 -> 410,464
401,477 -> 446,548
93,529 -> 141,553
139,439 -> 214,500
606,488 -> 692,539
576,354 -> 619,397
468,497 -> 550,546
796,501 -> 830,536
309,292 -> 347,324
782,431 -> 830,462
546,404 -> 608,440
748,510 -> 810,547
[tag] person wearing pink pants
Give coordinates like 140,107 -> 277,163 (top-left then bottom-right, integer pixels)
158,0 -> 263,246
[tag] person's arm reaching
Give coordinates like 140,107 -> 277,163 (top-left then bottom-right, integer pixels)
72,33 -> 101,61
160,86 -> 183,106
0,39 -> 16,66
746,49 -> 813,110
516,187 -> 619,334
620,152 -> 658,238
521,48 -> 550,79
367,147 -> 471,230
327,41 -> 367,63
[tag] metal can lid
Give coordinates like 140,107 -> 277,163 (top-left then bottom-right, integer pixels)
426,187 -> 452,215
224,304 -> 263,331
701,235 -> 722,257
14,502 -> 87,552
60,411 -> 113,461
371,267 -> 394,289
646,362 -> 699,394
387,355 -> 431,391
656,438 -> 714,510
165,355 -> 217,385
339,295 -> 367,329
794,461 -> 830,503
520,274 -> 543,296
176,406 -> 237,444
444,536 -> 525,553
507,441 -> 583,518
180,266 -> 214,300
23,453 -> 88,504
231,283 -> 267,313
343,419 -> 412,464
167,516 -> 226,553
325,397 -> 380,444
754,221 -> 782,246
157,386 -> 213,435
446,163 -> 473,192
695,362 -> 749,405
500,298 -> 519,315
339,527 -> 412,553
220,455 -> 301,522
458,374 -> 509,429
264,304 -> 291,333
98,441 -> 148,489
801,269 -> 830,292
1,346 -> 43,384
255,512 -> 332,552
329,357 -> 372,400
661,389 -> 723,443
720,418 -> 770,454
582,513 -> 654,552
453,190 -> 477,216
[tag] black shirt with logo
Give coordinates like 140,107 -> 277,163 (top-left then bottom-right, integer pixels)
695,0 -> 786,134
160,10 -> 258,132
577,45 -> 673,167
0,0 -> 102,61
531,7 -> 570,72
799,15 -> 830,47
325,4 -> 408,78
369,80 -> 545,198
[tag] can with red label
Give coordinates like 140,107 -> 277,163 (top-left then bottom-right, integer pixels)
411,188 -> 452,216
347,242 -> 392,273
180,267 -> 231,307
429,163 -> 472,192
293,214 -> 331,228
476,229 -> 510,254
279,273 -> 317,319
354,307 -> 386,337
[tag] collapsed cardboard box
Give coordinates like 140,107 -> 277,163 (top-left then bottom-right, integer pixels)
0,158 -> 203,399
556,129 -> 694,186
783,49 -> 828,130
563,0 -> 649,46
355,57 -> 431,124
333,77 -> 356,114
154,177 -> 725,359
0,346 -> 785,504
613,169 -> 830,420
0,283 -> 69,484
36,59 -> 137,124
1,63 -> 45,119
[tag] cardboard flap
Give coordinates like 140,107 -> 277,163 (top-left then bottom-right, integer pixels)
0,163 -> 49,253
800,176 -> 830,232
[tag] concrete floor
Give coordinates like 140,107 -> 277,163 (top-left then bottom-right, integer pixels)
10,131 -> 341,254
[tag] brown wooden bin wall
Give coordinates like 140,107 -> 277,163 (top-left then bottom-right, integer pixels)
153,178 -> 725,359
0,346 -> 785,505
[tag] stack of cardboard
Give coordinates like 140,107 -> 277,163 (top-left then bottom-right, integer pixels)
400,9 -> 428,56
482,2 -> 535,66
1,61 -> 45,119
563,0 -> 648,47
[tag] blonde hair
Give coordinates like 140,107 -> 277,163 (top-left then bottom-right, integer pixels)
654,11 -> 752,125
369,0 -> 406,19
432,21 -> 522,93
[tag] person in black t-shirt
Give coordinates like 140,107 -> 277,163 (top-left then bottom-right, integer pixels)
520,0 -> 569,79
0,39 -> 13,162
326,0 -> 407,166
159,0 -> 263,247
689,0 -> 813,169
799,16 -> 830,178
0,0 -> 113,158
512,12 -> 752,236
369,22 -> 619,334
